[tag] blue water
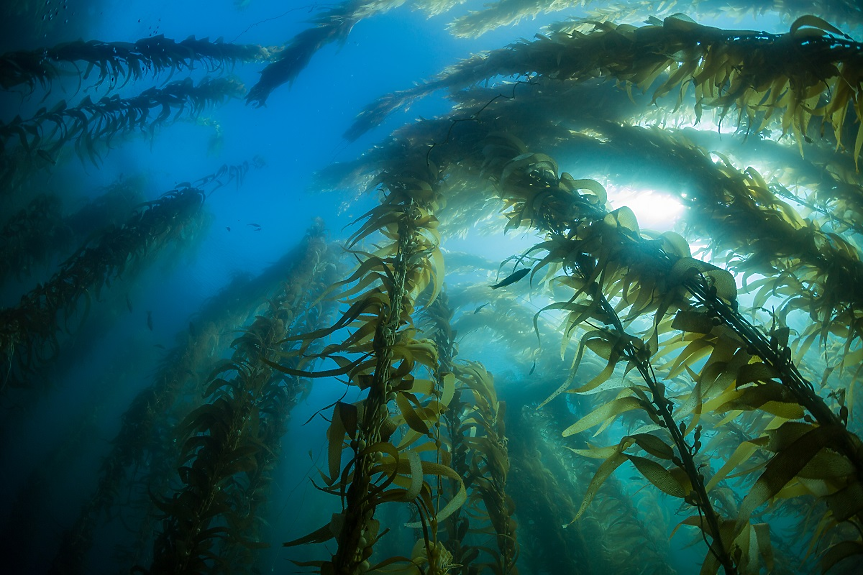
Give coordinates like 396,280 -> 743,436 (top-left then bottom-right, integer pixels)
2,2 -> 862,574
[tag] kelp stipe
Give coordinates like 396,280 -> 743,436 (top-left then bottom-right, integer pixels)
276,160 -> 467,575
425,293 -> 519,575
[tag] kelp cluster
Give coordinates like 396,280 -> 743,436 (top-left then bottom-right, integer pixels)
49,222 -> 336,574
147,224 -> 333,574
4,2 -> 863,575
0,76 -> 245,176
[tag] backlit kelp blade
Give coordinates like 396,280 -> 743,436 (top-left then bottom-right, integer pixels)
346,15 -> 863,172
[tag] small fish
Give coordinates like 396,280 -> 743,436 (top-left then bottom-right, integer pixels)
153,343 -> 165,349
125,294 -> 133,313
247,223 -> 261,229
225,226 -> 231,232
474,303 -> 489,314
146,310 -> 153,331
529,360 -> 537,375
490,268 -> 530,290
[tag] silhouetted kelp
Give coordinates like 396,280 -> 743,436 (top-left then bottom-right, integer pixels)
0,77 -> 245,190
50,223 -> 336,575
0,184 -> 208,395
0,35 -> 275,94
0,176 -> 145,286
246,0 -> 407,107
146,226 -> 333,574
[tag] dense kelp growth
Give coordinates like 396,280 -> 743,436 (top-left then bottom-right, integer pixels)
2,1 -> 863,575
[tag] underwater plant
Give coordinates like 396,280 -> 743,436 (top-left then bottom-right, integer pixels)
345,14 -> 863,169
147,226 -> 333,574
50,222 -> 333,574
0,175 -> 145,286
0,182 -> 209,395
0,35 -> 274,94
0,76 -> 245,189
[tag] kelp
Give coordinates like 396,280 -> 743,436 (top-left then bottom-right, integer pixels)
278,160 -> 464,575
50,223 -> 331,575
147,226 -> 331,574
0,35 -> 275,94
0,194 -> 70,284
478,133 -> 863,571
448,0 -> 590,38
345,14 -> 863,172
246,0 -> 407,107
509,400 -> 676,575
0,176 -> 145,286
590,0 -> 863,28
0,76 -> 245,181
453,362 -> 519,575
426,293 -> 521,575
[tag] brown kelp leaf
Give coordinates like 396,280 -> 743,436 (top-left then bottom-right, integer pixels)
627,455 -> 688,498
739,424 -> 849,521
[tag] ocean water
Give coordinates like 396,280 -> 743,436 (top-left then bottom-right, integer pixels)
1,1 -> 862,574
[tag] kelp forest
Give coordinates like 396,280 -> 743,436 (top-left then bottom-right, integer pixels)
1,0 -> 863,574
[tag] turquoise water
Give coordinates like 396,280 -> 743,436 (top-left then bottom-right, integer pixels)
2,2 -> 862,574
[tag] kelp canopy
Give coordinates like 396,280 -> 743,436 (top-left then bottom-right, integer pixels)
1,1 -> 862,575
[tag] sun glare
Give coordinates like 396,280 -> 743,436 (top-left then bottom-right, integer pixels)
606,187 -> 685,232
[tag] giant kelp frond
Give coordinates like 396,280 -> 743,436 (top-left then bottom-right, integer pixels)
0,185 -> 207,396
0,176 -> 145,286
588,0 -> 863,29
0,194 -> 70,284
278,161 -> 467,575
346,15 -> 863,170
0,76 -> 245,183
481,136 -> 863,571
448,0 -> 587,38
246,0 -> 407,107
148,229 -> 330,574
0,35 -> 275,94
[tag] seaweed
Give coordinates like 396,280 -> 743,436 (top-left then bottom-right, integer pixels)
0,35 -> 275,94
0,76 -> 245,190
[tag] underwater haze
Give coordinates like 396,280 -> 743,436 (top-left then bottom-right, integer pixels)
2,1 -> 863,574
